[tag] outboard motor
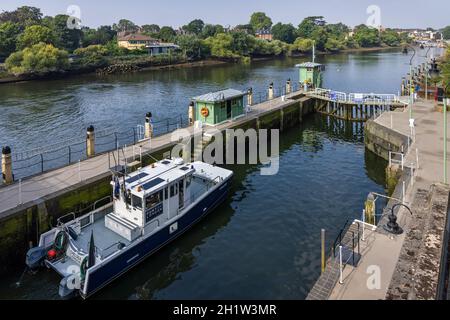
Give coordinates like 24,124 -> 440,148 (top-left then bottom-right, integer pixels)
59,276 -> 77,299
25,246 -> 47,270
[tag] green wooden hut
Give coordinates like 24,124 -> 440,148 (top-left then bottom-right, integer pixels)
192,89 -> 246,125
295,62 -> 324,89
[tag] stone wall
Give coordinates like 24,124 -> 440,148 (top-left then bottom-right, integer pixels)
386,183 -> 450,300
364,119 -> 409,161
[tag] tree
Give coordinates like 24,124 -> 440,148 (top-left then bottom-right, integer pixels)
310,27 -> 329,51
202,24 -> 224,38
82,26 -> 116,47
230,31 -> 255,56
381,29 -> 401,47
442,26 -> 450,40
353,24 -> 380,47
5,42 -> 69,75
0,22 -> 20,58
52,14 -> 82,51
297,16 -> 324,38
175,35 -> 205,59
293,38 -> 314,52
182,19 -> 205,36
250,12 -> 272,32
17,25 -> 56,49
234,24 -> 254,34
141,24 -> 160,35
113,19 -> 138,33
158,26 -> 176,41
326,23 -> 350,39
271,23 -> 296,44
0,6 -> 42,29
204,33 -> 238,59
325,38 -> 345,52
440,48 -> 450,92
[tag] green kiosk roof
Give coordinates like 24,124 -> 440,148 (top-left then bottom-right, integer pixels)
192,89 -> 245,103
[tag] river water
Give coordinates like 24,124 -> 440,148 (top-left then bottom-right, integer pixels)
0,48 -> 440,299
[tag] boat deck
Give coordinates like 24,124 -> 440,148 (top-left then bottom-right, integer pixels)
76,214 -> 131,260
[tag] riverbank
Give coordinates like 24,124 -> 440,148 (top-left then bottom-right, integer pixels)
0,46 -> 403,85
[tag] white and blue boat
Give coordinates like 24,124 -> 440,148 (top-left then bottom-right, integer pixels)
25,158 -> 233,299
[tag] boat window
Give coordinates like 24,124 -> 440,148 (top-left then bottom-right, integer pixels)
170,184 -> 175,197
146,191 -> 163,208
132,195 -> 142,209
164,187 -> 168,200
186,176 -> 192,188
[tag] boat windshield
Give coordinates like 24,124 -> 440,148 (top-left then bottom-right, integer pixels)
132,194 -> 142,209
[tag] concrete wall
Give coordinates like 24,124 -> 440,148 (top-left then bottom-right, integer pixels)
364,119 -> 409,161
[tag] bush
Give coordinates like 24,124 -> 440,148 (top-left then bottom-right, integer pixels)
5,42 -> 69,75
74,44 -> 109,67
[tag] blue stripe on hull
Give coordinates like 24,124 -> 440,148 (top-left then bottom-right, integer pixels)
83,180 -> 230,298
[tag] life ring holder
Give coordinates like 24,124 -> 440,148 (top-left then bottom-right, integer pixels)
80,256 -> 88,280
54,230 -> 68,255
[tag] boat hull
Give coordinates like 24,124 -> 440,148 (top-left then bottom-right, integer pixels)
82,177 -> 231,298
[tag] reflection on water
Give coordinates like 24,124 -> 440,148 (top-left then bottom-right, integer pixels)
0,48 -> 442,153
0,114 -> 387,299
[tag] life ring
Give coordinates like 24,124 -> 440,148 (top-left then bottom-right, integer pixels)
80,256 -> 88,280
54,231 -> 68,254
200,107 -> 209,118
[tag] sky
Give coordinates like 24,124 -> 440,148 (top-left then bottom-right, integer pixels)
1,0 -> 449,29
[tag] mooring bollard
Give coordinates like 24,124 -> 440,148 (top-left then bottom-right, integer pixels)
268,83 -> 274,100
321,229 -> 326,274
286,79 -> 292,95
2,146 -> 13,184
145,112 -> 153,138
247,88 -> 253,106
86,125 -> 95,157
339,245 -> 343,284
188,101 -> 195,126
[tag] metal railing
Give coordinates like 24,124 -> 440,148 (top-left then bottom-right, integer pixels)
3,114 -> 190,182
308,88 -> 402,105
389,151 -> 404,170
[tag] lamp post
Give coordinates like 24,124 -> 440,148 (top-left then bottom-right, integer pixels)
408,45 -> 416,120
421,47 -> 432,100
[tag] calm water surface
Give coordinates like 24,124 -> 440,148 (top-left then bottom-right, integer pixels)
0,48 -> 438,299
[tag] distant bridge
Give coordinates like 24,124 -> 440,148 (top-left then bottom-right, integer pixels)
305,88 -> 408,121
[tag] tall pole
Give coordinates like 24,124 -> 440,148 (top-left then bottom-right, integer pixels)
410,63 -> 413,120
424,47 -> 431,100
445,95 -> 448,184
321,229 -> 326,273
409,46 -> 416,120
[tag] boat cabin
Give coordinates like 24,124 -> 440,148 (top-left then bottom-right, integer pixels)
191,89 -> 246,126
110,158 -> 199,240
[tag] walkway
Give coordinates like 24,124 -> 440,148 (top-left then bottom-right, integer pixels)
327,99 -> 449,300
